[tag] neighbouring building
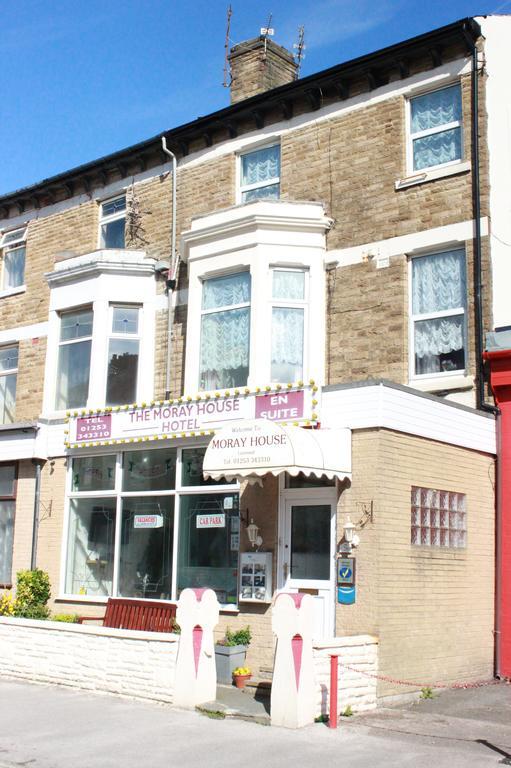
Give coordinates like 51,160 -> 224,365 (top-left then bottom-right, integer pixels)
1,15 -> 508,697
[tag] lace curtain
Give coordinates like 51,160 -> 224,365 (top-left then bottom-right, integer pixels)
271,307 -> 304,383
411,85 -> 462,170
241,146 -> 280,187
202,273 -> 250,310
4,247 -> 25,288
200,308 -> 250,390
413,250 -> 466,374
272,270 -> 305,301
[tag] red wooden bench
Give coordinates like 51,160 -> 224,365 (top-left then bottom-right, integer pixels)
78,597 -> 176,633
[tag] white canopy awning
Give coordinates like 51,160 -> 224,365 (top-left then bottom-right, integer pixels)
203,419 -> 351,484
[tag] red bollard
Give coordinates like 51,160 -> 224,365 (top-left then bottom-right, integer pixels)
329,654 -> 338,728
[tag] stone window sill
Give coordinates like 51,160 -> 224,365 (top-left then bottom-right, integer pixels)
410,373 -> 474,394
395,161 -> 470,190
0,285 -> 26,299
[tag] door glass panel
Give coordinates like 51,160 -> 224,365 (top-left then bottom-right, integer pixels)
290,504 -> 330,580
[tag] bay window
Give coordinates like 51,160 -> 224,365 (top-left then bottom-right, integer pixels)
199,272 -> 251,390
239,145 -> 280,202
409,84 -> 463,172
0,463 -> 16,586
271,269 -> 306,383
64,447 -> 239,605
56,308 -> 93,410
0,345 -> 18,424
106,306 -> 140,406
411,248 -> 466,376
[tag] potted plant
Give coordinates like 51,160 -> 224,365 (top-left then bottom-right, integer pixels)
214,626 -> 251,685
232,666 -> 252,689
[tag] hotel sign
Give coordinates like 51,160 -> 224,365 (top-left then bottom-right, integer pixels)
67,385 -> 318,448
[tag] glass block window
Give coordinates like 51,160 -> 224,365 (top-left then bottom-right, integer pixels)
411,486 -> 466,548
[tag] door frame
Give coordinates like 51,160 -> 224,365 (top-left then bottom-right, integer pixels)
277,477 -> 337,636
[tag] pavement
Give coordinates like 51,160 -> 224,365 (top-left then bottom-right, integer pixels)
0,677 -> 510,767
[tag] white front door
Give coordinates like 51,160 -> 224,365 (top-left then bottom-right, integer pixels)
279,490 -> 336,639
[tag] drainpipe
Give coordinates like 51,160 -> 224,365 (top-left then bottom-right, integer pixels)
30,459 -> 43,570
464,23 -> 498,416
161,136 -> 178,400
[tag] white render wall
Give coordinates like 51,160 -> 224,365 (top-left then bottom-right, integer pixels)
0,617 -> 179,703
313,635 -> 378,715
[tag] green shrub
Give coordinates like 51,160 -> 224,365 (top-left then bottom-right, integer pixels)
16,570 -> 51,607
52,613 -> 80,623
14,603 -> 50,620
219,626 -> 252,647
13,570 -> 51,619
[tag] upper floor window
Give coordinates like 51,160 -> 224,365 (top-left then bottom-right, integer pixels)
99,196 -> 126,249
106,306 -> 140,406
239,145 -> 280,202
0,345 -> 18,424
410,248 -> 466,377
409,84 -> 462,172
1,228 -> 26,291
0,462 -> 17,586
199,273 -> 251,390
56,308 -> 93,410
271,269 -> 307,383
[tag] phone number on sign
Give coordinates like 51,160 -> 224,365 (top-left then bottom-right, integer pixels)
77,430 -> 111,440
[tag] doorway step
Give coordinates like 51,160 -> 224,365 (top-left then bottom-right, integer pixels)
197,683 -> 271,725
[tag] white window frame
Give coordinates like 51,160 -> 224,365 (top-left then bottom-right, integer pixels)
55,307 -> 94,411
406,83 -> 463,175
105,304 -> 142,406
408,246 -> 467,382
237,143 -> 280,204
269,267 -> 309,385
199,272 -> 251,391
98,195 -> 126,249
59,445 -> 240,606
0,345 -> 18,425
1,227 -> 26,294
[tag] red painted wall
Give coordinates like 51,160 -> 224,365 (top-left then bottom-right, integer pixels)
485,350 -> 511,678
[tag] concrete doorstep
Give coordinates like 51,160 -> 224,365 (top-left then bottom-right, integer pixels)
197,683 -> 271,725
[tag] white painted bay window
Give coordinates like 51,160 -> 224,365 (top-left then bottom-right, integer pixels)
271,269 -> 307,383
409,84 -> 463,172
411,248 -> 466,377
199,272 -> 251,390
106,306 -> 140,406
63,447 -> 239,605
56,308 -> 93,410
0,345 -> 18,424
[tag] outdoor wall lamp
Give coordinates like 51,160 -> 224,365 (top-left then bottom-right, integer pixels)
246,519 -> 263,548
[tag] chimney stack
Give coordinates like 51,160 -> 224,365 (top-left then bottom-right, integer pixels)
228,36 -> 298,104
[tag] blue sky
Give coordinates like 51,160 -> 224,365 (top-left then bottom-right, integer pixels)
1,0 -> 510,195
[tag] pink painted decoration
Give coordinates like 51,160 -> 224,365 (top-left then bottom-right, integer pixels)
276,592 -> 306,608
291,633 -> 303,691
192,588 -> 208,602
192,625 -> 203,677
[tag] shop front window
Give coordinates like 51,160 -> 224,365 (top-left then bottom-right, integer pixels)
64,446 -> 239,605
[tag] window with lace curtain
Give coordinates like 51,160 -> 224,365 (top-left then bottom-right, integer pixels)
410,248 -> 466,377
239,145 -> 280,202
271,268 -> 307,383
199,272 -> 251,390
408,84 -> 463,172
